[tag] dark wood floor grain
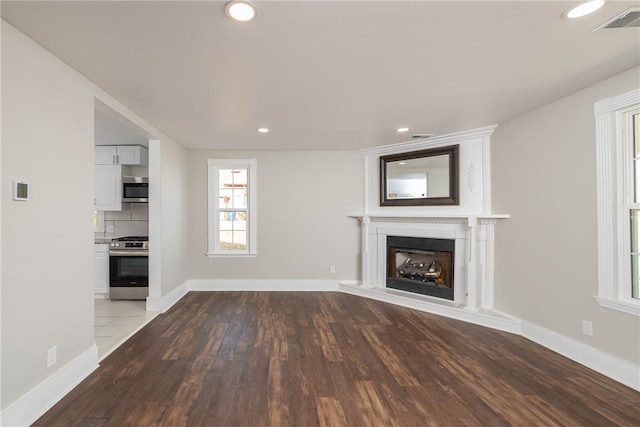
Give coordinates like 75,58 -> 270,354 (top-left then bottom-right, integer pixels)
33,292 -> 640,427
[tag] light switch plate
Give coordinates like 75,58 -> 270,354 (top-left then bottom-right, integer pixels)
12,180 -> 29,201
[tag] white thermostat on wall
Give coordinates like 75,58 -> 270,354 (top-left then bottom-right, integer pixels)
12,180 -> 29,201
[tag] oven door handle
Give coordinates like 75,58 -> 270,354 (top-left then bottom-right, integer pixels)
109,250 -> 149,256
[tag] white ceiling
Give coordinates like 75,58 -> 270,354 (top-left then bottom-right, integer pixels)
2,1 -> 639,150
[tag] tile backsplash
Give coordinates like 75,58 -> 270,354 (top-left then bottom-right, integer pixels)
95,203 -> 148,239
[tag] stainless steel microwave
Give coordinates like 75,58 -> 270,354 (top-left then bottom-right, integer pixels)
122,177 -> 148,202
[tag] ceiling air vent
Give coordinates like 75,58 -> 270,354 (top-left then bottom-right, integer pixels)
595,6 -> 640,31
411,134 -> 435,139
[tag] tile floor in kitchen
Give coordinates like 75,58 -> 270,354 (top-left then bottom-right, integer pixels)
94,299 -> 159,360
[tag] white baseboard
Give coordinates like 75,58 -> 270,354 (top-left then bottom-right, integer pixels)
521,321 -> 640,392
146,280 -> 189,313
189,279 -> 339,292
339,284 -> 522,334
0,344 -> 99,427
341,284 -> 639,391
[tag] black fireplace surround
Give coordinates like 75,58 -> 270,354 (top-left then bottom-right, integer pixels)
386,236 -> 455,300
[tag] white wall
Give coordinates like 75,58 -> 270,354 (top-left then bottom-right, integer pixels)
1,20 -> 95,409
188,150 -> 362,282
492,66 -> 640,365
159,139 -> 189,296
1,21 -> 189,418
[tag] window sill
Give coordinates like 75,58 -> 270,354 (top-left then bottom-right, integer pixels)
206,253 -> 257,258
595,296 -> 640,317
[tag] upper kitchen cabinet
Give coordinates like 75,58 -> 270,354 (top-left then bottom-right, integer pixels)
95,145 -> 148,166
95,164 -> 131,211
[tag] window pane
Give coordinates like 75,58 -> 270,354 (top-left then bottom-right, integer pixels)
231,188 -> 248,209
219,168 -> 248,209
635,159 -> 640,203
219,212 -> 232,230
631,209 -> 640,299
634,113 -> 640,158
633,255 -> 640,299
219,189 -> 233,209
635,114 -> 640,202
218,211 -> 247,251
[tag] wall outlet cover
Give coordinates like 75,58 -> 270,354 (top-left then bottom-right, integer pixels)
581,320 -> 593,337
47,346 -> 57,367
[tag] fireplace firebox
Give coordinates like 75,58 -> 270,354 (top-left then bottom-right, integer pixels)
386,236 -> 455,300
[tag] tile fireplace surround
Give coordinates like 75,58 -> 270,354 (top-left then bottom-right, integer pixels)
343,125 -> 514,332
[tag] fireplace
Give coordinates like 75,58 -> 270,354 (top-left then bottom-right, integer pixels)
386,236 -> 455,300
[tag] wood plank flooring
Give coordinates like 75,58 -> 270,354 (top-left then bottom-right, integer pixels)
33,292 -> 640,427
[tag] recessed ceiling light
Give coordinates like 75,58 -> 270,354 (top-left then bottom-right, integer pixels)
225,1 -> 258,22
563,0 -> 605,19
258,128 -> 269,133
396,127 -> 409,133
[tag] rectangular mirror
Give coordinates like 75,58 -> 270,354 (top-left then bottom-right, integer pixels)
380,145 -> 459,206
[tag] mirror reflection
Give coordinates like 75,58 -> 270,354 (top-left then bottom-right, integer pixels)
386,154 -> 450,199
380,145 -> 459,206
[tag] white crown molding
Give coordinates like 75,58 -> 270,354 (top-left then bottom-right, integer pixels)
360,125 -> 498,156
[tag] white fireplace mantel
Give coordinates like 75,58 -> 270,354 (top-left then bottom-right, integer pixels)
346,126 -> 513,332
351,213 -> 510,223
350,213 -> 509,311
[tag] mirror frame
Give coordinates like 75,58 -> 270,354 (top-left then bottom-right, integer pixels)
380,144 -> 459,206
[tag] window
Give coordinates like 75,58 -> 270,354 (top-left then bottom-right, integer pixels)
207,159 -> 257,257
595,89 -> 640,316
628,112 -> 640,300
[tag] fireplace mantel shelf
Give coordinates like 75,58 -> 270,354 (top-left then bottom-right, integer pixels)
349,213 -> 510,224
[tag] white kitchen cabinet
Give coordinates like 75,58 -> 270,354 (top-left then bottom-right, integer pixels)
117,145 -> 148,165
95,164 -> 130,211
94,244 -> 110,297
95,145 -> 148,166
95,146 -> 117,165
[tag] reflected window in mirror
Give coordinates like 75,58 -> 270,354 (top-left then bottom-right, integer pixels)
380,145 -> 459,206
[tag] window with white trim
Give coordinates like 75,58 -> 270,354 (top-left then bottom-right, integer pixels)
595,89 -> 640,316
626,111 -> 640,300
207,159 -> 257,257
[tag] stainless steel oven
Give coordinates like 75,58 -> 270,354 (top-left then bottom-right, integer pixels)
109,236 -> 148,300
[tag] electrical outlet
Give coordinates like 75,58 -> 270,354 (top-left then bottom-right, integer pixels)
582,320 -> 593,337
106,224 -> 115,233
47,346 -> 57,367
330,265 -> 336,274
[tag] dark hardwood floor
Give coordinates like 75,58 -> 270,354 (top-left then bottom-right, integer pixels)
33,292 -> 640,426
